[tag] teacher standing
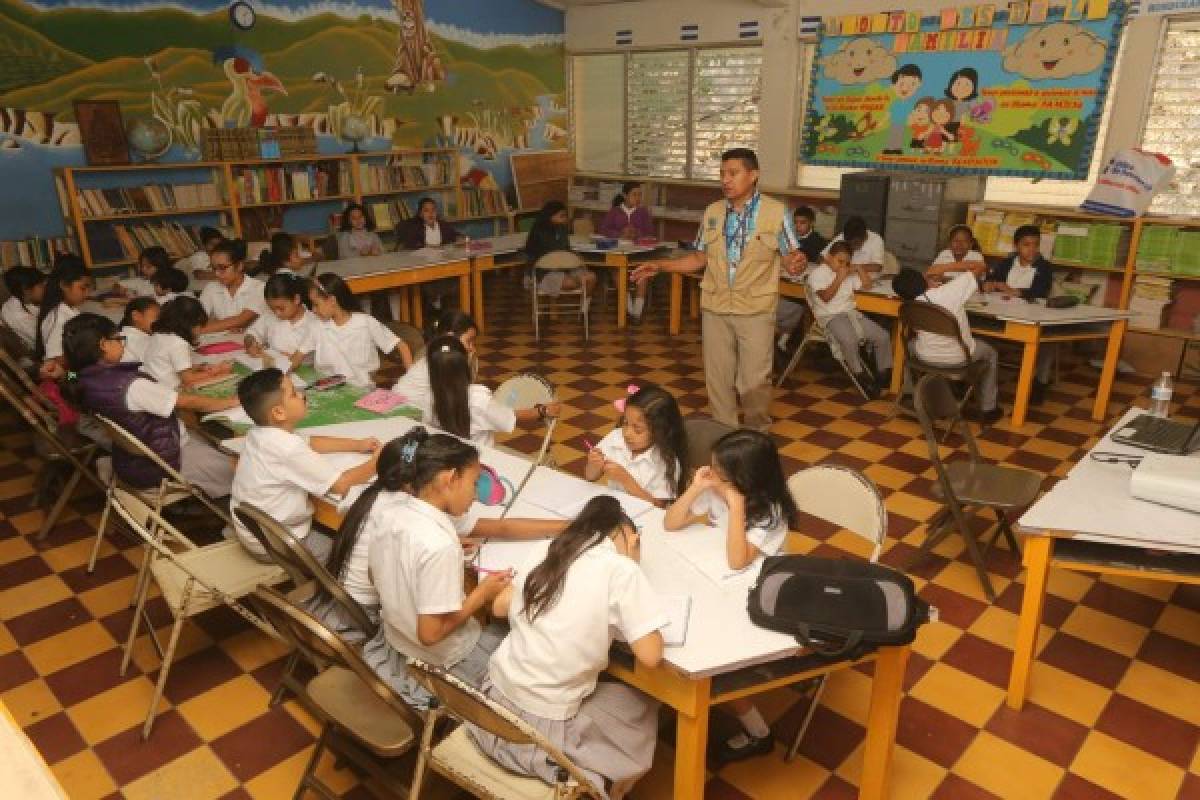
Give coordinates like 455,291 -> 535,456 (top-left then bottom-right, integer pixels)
632,149 -> 801,429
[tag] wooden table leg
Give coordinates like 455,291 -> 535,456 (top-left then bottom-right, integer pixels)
859,645 -> 910,800
669,274 -> 683,335
1008,533 -> 1053,710
472,260 -> 488,333
689,281 -> 699,320
615,262 -> 628,329
674,677 -> 712,800
889,320 -> 906,396
1093,320 -> 1125,422
458,273 -> 471,318
411,286 -> 423,330
1012,333 -> 1040,428
394,289 -> 410,324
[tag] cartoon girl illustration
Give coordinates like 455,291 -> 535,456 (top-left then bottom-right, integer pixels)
908,98 -> 935,151
925,99 -> 957,153
944,67 -> 979,138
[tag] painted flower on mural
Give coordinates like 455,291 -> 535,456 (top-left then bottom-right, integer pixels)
145,57 -> 208,153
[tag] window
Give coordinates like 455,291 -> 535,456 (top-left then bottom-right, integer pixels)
1141,18 -> 1200,216
571,45 -> 762,179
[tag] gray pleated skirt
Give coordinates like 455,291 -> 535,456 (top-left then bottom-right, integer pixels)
361,621 -> 506,710
466,677 -> 660,800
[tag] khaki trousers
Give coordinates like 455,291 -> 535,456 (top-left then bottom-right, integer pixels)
702,310 -> 775,430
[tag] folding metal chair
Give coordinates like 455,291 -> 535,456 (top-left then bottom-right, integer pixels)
371,320 -> 427,388
682,416 -> 734,481
783,464 -> 887,762
776,282 -> 874,399
111,491 -> 285,738
532,251 -> 589,342
898,300 -> 987,415
910,375 -> 1041,602
407,658 -> 606,800
494,372 -> 558,467
251,586 -> 421,800
234,502 -> 378,707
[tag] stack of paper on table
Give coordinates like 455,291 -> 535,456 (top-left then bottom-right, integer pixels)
656,521 -> 763,589
518,467 -> 655,521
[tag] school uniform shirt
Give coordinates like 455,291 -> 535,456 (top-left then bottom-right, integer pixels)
392,357 -> 432,416
230,426 -> 342,558
120,326 -> 151,364
176,251 -> 205,277
199,276 -> 266,322
822,229 -> 885,267
39,303 -> 78,360
932,249 -> 984,272
489,537 -> 668,720
806,263 -> 862,323
123,375 -> 188,444
312,312 -> 400,388
595,427 -> 678,500
426,384 -> 516,448
367,492 -> 481,667
245,309 -> 319,356
1,297 -> 37,350
990,255 -> 1054,300
141,332 -> 193,389
912,271 -> 978,365
690,489 -> 788,558
155,291 -> 183,306
120,277 -> 155,298
795,230 -> 829,265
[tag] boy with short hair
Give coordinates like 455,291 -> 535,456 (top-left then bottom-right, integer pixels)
230,368 -> 381,563
776,206 -> 829,358
806,241 -> 893,398
823,216 -> 886,274
986,224 -> 1055,402
893,268 -> 1003,424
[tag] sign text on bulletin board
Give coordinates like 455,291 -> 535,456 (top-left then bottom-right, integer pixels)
802,1 -> 1126,179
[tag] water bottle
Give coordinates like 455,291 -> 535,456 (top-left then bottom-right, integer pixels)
1149,371 -> 1174,418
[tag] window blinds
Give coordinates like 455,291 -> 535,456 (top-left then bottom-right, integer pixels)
691,47 -> 763,180
626,51 -> 691,178
1142,19 -> 1200,216
571,54 -> 625,173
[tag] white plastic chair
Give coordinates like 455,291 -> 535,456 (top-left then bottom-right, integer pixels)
112,490 -> 285,739
783,464 -> 887,762
776,282 -> 874,399
532,251 -> 589,341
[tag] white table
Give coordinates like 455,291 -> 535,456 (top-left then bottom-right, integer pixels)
317,249 -> 472,329
1007,408 -> 1200,710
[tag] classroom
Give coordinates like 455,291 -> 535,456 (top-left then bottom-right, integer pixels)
0,0 -> 1197,797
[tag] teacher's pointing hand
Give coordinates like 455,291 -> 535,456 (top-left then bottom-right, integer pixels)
630,262 -> 661,282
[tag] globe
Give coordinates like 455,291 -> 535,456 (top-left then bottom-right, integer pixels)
340,113 -> 370,153
127,117 -> 171,161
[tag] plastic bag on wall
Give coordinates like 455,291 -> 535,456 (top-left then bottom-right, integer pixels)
1081,149 -> 1175,217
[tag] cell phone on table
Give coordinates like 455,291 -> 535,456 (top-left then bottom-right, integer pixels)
309,374 -> 346,391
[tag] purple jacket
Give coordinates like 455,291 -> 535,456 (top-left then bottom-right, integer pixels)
599,205 -> 654,239
77,362 -> 180,488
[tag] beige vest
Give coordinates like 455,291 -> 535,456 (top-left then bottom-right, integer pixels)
698,194 -> 785,315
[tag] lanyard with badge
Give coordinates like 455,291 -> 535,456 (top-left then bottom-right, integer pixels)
724,192 -> 759,285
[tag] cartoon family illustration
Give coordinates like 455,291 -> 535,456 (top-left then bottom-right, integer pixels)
884,65 -> 988,156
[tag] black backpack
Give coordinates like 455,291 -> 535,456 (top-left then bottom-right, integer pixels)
747,555 -> 930,660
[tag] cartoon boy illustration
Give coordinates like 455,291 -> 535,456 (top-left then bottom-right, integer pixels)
908,98 -> 935,151
883,64 -> 922,155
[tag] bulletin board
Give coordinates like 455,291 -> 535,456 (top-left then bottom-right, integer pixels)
801,1 -> 1126,179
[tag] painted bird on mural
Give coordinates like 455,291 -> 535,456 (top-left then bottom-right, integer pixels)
213,46 -> 287,127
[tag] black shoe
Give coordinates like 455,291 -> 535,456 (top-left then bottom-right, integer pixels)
1030,380 -> 1048,405
713,732 -> 775,764
855,372 -> 880,400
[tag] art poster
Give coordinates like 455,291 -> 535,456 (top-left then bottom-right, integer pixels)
802,2 -> 1126,179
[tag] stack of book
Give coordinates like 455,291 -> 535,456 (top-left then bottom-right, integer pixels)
1129,275 -> 1174,330
0,236 -> 77,268
201,128 -> 260,160
75,183 -> 224,217
233,161 -> 352,205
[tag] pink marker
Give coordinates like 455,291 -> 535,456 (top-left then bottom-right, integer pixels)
470,565 -> 512,577
583,437 -> 595,451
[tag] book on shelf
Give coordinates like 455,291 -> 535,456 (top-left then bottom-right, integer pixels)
0,235 -> 77,269
89,221 -> 209,263
233,161 -> 352,205
357,158 -> 452,193
240,208 -> 284,242
76,182 -> 223,217
460,186 -> 509,218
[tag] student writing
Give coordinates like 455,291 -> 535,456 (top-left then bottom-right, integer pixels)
308,273 -> 412,387
142,296 -> 231,390
585,382 -> 686,506
198,239 -> 266,334
244,273 -> 318,372
118,297 -> 159,364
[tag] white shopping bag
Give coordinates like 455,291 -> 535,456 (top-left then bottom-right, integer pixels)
1081,149 -> 1175,218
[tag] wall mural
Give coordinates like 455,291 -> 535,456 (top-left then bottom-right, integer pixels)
0,0 -> 565,238
803,1 -> 1126,179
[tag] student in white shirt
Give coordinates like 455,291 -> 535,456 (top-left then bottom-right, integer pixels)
664,428 -> 799,764
230,368 -> 379,565
926,225 -> 987,284
308,273 -> 413,388
985,224 -> 1056,403
823,216 -> 886,274
349,428 -> 512,707
117,246 -> 170,299
178,226 -> 224,282
1,267 -> 46,352
807,241 -> 893,399
63,313 -> 239,499
393,308 -> 478,413
893,268 -> 1002,424
585,383 -> 686,505
254,232 -> 306,277
118,297 -> 158,364
244,273 -> 318,373
198,239 -> 265,334
152,265 -> 190,307
142,295 -> 231,390
468,495 -> 666,796
425,335 -> 559,449
35,258 -> 92,375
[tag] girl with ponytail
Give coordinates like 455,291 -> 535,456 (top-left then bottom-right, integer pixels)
468,495 -> 666,795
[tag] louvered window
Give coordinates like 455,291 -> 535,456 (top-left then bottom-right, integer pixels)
627,51 -> 691,178
1141,19 -> 1200,216
691,47 -> 763,180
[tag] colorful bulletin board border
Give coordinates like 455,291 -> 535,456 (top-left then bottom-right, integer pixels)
802,1 -> 1127,179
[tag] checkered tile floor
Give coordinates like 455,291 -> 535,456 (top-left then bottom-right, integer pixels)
2,279 -> 1199,799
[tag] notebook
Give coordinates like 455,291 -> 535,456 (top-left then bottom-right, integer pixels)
354,389 -> 408,414
658,594 -> 692,647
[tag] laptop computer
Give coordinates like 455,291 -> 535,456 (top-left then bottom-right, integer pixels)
1110,414 -> 1200,455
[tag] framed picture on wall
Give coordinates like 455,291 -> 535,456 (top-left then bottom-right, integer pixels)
73,100 -> 130,166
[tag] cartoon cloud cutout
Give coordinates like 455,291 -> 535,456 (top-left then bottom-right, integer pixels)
821,37 -> 898,85
1002,22 -> 1107,80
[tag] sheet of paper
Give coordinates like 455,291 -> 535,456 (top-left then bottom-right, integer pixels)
476,538 -> 549,574
658,594 -> 692,647
202,404 -> 251,427
519,467 -> 654,521
552,491 -> 656,522
657,522 -> 762,588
